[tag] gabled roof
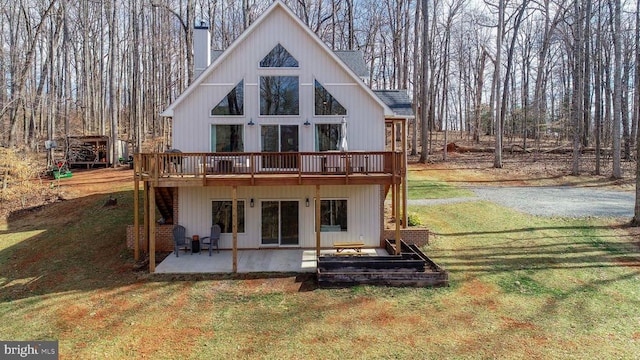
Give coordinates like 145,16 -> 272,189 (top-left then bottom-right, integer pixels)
161,0 -> 393,117
373,90 -> 415,118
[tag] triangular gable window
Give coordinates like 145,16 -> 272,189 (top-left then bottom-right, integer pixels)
211,80 -> 244,116
314,80 -> 347,115
260,44 -> 299,68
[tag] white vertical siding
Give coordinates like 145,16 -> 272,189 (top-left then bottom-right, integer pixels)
172,6 -> 385,153
172,7 -> 387,252
178,185 -> 381,249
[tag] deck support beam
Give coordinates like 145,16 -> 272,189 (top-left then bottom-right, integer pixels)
134,156 -> 140,261
232,186 -> 238,273
143,180 -> 149,253
401,119 -> 408,228
394,182 -> 401,255
149,183 -> 156,272
315,185 -> 321,257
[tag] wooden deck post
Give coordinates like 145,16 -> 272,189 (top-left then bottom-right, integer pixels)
401,119 -> 408,229
134,156 -> 140,261
149,183 -> 156,272
391,121 -> 397,231
143,180 -> 149,252
202,154 -> 207,186
232,186 -> 238,273
315,185 -> 321,257
395,182 -> 401,255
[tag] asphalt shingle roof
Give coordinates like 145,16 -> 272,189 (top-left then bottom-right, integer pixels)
334,50 -> 368,78
373,90 -> 414,117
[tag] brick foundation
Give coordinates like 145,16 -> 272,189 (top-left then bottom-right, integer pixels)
126,224 -> 175,252
382,228 -> 430,247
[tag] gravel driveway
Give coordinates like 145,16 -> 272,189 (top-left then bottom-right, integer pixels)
409,186 -> 635,218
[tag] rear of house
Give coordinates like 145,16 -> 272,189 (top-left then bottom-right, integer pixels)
132,1 -> 411,272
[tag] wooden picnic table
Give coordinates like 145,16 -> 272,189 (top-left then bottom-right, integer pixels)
333,242 -> 366,256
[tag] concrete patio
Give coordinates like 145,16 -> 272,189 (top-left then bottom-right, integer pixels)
155,248 -> 388,274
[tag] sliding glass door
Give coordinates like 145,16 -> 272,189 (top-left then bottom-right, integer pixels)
261,201 -> 299,246
261,125 -> 299,169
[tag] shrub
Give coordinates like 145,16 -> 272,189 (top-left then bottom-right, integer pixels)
0,148 -> 51,218
407,212 -> 422,227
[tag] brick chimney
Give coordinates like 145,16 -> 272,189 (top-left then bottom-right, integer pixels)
194,22 -> 210,79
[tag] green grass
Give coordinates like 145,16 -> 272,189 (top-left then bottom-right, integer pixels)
1,178 -> 639,359
406,171 -> 475,199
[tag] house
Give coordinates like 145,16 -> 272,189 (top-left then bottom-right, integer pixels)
132,1 -> 414,272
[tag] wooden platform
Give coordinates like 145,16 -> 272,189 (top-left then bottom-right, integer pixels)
316,240 -> 448,288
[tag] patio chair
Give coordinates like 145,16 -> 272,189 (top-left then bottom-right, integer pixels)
172,224 -> 191,257
201,224 -> 221,256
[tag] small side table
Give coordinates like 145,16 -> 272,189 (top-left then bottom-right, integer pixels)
191,235 -> 201,254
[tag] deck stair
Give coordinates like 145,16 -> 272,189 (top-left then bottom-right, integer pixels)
154,187 -> 174,224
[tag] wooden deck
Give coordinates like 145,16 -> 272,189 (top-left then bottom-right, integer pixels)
132,150 -> 408,273
135,151 -> 404,187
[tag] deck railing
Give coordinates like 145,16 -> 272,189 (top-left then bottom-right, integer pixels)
136,151 -> 404,181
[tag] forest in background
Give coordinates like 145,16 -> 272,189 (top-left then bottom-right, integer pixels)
0,0 -> 639,179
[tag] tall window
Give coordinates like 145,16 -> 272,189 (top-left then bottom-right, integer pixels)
211,80 -> 244,116
315,124 -> 341,151
212,201 -> 245,233
319,199 -> 347,232
314,80 -> 346,115
260,76 -> 299,115
211,125 -> 244,152
260,44 -> 299,67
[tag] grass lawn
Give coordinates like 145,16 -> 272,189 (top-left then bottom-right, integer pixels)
1,169 -> 639,359
407,167 -> 475,199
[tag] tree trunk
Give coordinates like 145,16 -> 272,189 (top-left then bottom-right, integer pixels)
594,1 -> 603,176
611,0 -> 622,179
108,0 -> 118,167
474,49 -> 486,143
411,0 -> 421,156
632,0 -> 640,151
499,1 -> 528,164
571,0 -> 585,176
621,44 -> 632,160
582,0 -> 592,148
632,0 -> 640,226
493,0 -> 504,168
419,0 -> 430,163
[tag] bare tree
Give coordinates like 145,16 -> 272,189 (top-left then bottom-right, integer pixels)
151,0 -> 195,86
571,0 -> 586,176
594,0 -> 604,175
107,0 -> 118,167
419,0 -> 430,163
411,0 -> 421,156
610,0 -> 622,179
6,0 -> 58,147
632,0 -> 640,226
493,0 -> 504,168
